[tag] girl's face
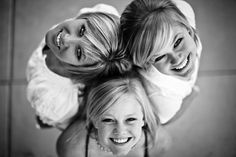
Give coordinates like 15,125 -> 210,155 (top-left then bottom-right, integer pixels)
94,94 -> 144,156
151,25 -> 197,80
45,18 -> 92,66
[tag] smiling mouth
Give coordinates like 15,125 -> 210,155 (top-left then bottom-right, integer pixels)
110,137 -> 132,145
173,54 -> 191,72
56,30 -> 63,49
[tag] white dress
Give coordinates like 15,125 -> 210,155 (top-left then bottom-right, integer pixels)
26,4 -> 120,127
140,0 -> 202,124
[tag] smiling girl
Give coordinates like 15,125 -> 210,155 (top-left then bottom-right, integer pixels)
120,0 -> 202,124
26,4 -> 129,128
57,72 -> 170,157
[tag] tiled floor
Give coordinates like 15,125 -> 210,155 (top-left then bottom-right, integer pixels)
1,0 -> 236,157
164,75 -> 236,157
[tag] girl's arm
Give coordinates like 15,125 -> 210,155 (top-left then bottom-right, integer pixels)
57,120 -> 87,157
26,39 -> 81,128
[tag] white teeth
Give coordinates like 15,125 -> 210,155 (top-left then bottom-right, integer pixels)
56,32 -> 62,47
112,138 -> 129,144
176,57 -> 188,70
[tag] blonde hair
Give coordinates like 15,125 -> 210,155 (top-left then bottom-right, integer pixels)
121,0 -> 199,68
85,72 -> 160,147
59,12 -> 131,83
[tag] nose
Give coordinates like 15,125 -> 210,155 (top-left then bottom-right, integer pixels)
169,50 -> 184,65
113,123 -> 127,135
63,33 -> 80,46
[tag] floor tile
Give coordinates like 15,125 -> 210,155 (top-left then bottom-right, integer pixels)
163,75 -> 236,157
11,85 -> 60,157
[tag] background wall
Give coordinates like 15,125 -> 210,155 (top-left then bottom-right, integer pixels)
0,0 -> 236,157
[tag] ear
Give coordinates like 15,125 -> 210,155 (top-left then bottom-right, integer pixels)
141,118 -> 145,127
94,120 -> 99,129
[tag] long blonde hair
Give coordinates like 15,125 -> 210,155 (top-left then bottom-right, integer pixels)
86,72 -> 160,147
121,0 -> 199,68
59,12 -> 131,83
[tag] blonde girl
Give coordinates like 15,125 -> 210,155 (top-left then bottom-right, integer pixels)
26,4 -> 130,128
120,0 -> 202,124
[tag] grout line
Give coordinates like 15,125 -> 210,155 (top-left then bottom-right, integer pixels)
0,69 -> 236,86
199,69 -> 236,77
0,79 -> 27,85
7,0 -> 16,156
0,69 -> 235,86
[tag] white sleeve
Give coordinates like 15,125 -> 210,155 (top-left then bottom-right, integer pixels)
141,72 -> 184,124
78,3 -> 120,17
172,0 -> 196,28
26,39 -> 83,126
149,93 -> 182,124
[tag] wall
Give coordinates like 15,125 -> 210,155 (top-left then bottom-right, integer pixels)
0,0 -> 235,157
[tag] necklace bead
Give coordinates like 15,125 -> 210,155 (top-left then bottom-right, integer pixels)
96,139 -> 111,153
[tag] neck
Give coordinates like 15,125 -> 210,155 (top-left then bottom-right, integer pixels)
96,139 -> 112,153
134,130 -> 147,149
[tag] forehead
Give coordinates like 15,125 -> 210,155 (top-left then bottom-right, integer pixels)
166,25 -> 187,42
58,17 -> 87,26
103,94 -> 143,117
172,24 -> 187,33
154,24 -> 186,53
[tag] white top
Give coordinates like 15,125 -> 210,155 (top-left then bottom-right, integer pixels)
140,0 -> 202,124
26,4 -> 120,126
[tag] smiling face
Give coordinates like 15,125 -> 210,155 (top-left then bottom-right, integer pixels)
151,25 -> 197,80
94,93 -> 144,156
45,18 -> 94,66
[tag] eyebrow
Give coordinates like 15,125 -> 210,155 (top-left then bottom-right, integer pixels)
126,114 -> 137,117
102,113 -> 138,118
172,33 -> 181,45
102,114 -> 114,118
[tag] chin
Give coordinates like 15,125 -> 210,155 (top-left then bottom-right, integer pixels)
112,150 -> 130,156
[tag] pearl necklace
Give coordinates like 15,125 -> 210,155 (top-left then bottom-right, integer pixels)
96,139 -> 112,153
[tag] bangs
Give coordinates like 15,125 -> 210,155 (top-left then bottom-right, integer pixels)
82,20 -> 106,63
83,14 -> 119,60
88,80 -> 129,122
152,9 -> 192,55
151,14 -> 173,57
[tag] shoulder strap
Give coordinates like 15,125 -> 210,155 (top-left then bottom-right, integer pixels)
144,129 -> 149,157
85,129 -> 90,157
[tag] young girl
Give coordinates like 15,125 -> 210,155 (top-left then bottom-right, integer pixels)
57,71 -> 170,157
26,4 -> 129,129
120,0 -> 202,124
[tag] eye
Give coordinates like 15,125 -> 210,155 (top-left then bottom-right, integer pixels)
126,118 -> 137,123
79,25 -> 86,37
174,37 -> 183,49
154,55 -> 166,62
76,47 -> 82,61
102,118 -> 115,123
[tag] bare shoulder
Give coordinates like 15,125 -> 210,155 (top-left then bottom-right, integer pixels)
57,120 -> 87,157
149,127 -> 172,157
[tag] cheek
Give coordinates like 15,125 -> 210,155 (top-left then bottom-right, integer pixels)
131,123 -> 143,137
85,55 -> 96,65
185,37 -> 197,52
153,62 -> 169,73
97,125 -> 113,140
60,50 -> 79,65
58,50 -> 70,62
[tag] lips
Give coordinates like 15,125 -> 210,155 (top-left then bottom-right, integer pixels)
56,30 -> 63,49
173,53 -> 191,72
110,137 -> 132,145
